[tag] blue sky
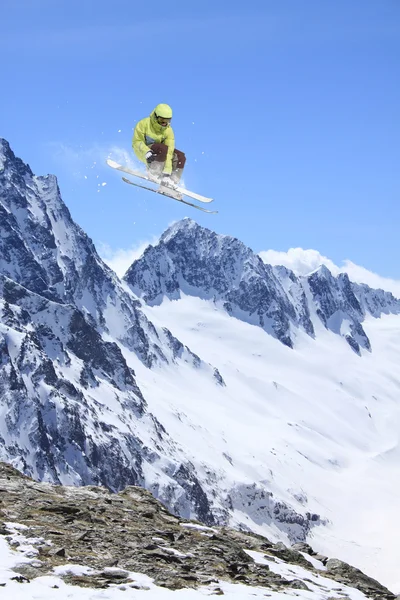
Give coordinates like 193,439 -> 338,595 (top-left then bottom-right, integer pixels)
2,0 -> 400,279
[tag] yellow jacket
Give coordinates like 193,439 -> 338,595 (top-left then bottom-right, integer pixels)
132,110 -> 175,174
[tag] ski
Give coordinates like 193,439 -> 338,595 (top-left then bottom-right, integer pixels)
106,159 -> 214,204
121,177 -> 218,214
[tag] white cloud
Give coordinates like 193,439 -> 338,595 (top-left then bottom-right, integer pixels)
260,248 -> 340,277
260,248 -> 400,298
99,238 -> 158,278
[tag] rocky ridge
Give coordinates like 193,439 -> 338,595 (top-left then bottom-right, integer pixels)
125,219 -> 400,354
0,462 -> 397,599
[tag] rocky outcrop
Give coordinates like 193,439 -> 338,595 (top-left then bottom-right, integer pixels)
0,462 -> 397,598
324,558 -> 396,600
293,543 -> 396,600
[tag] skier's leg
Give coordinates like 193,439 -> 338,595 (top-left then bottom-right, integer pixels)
171,149 -> 186,184
147,143 -> 168,181
150,143 -> 168,161
155,147 -> 185,200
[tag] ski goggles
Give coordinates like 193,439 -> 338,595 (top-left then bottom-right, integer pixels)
156,115 -> 171,126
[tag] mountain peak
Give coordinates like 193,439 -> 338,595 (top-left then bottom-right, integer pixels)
0,137 -> 33,177
309,264 -> 334,279
125,221 -> 309,347
0,137 -> 12,155
161,218 -> 209,244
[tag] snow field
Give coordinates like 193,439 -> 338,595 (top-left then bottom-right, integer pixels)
129,295 -> 400,592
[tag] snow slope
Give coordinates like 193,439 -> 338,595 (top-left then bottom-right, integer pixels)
131,294 -> 400,592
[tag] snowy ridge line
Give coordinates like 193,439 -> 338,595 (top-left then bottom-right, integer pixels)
125,218 -> 400,354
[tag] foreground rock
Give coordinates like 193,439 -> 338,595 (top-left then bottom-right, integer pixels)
0,462 -> 396,598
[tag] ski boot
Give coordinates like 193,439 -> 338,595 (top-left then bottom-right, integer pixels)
159,174 -> 183,200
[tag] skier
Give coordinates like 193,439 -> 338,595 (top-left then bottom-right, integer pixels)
132,103 -> 186,194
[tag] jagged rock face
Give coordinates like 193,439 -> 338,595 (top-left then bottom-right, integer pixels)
0,138 -> 172,368
227,483 -> 321,543
0,272 -> 159,491
0,463 -> 396,599
271,265 -> 315,337
125,219 -> 400,352
352,281 -> 400,318
305,267 -> 400,353
124,220 -> 314,348
306,268 -> 371,353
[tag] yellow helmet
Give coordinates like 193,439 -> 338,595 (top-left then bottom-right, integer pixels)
154,103 -> 173,119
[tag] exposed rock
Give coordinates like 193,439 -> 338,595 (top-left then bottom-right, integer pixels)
291,542 -> 315,554
266,542 -> 313,568
324,558 -> 396,599
0,462 -> 397,598
0,462 -> 291,591
227,483 -> 320,542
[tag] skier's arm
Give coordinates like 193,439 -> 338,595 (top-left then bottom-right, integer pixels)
163,127 -> 175,174
132,120 -> 151,159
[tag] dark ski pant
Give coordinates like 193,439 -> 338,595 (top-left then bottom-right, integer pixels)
148,143 -> 186,183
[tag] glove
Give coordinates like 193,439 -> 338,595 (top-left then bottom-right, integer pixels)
161,174 -> 177,189
145,150 -> 156,164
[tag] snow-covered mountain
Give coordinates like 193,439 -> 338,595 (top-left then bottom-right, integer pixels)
124,218 -> 400,354
0,138 -> 222,517
1,139 -> 400,592
123,227 -> 400,590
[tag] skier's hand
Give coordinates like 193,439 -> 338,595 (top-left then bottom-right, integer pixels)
145,150 -> 156,164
